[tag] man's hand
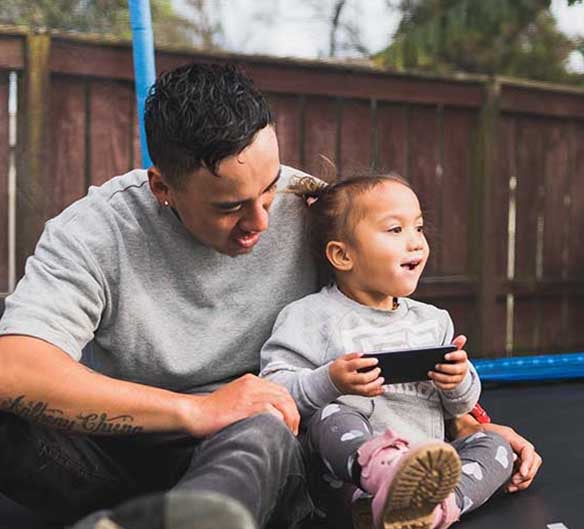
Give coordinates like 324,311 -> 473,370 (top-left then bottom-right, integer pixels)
482,422 -> 543,493
329,353 -> 385,397
185,374 -> 300,438
448,414 -> 543,494
429,335 -> 469,390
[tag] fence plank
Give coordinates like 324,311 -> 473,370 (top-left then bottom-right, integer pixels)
407,106 -> 440,275
48,37 -> 486,108
89,80 -> 134,185
267,94 -> 301,170
501,83 -> 584,120
542,120 -> 569,278
16,33 -> 51,277
539,121 -> 570,352
0,34 -> 25,71
514,116 -> 543,279
495,116 -> 515,279
47,76 -> 87,218
303,96 -> 338,179
376,103 -> 408,175
433,297 -> 476,348
0,74 -> 9,292
440,108 -> 475,276
513,117 -> 546,352
340,99 -> 373,176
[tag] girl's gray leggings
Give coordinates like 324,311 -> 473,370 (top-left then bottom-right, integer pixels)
307,403 -> 514,514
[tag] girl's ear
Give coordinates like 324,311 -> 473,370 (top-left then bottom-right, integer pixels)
325,240 -> 353,272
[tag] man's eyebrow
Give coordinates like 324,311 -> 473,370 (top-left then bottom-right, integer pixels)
212,169 -> 282,209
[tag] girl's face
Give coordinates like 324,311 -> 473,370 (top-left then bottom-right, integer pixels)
337,180 -> 429,307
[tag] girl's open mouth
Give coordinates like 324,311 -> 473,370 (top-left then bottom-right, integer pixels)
401,259 -> 421,271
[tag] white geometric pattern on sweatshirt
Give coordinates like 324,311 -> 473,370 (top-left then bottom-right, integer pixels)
384,380 -> 440,401
340,318 -> 441,353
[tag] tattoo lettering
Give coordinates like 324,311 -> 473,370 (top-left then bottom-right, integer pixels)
2,395 -> 76,431
76,412 -> 143,435
1,395 -> 144,435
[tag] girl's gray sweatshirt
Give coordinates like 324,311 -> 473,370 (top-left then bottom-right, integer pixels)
260,284 -> 481,443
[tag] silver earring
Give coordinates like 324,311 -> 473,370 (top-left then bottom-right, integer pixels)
163,200 -> 169,207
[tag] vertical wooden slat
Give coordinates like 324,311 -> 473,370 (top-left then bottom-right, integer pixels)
542,120 -> 569,278
540,120 -> 570,352
434,298 -> 476,346
89,80 -> 134,185
513,116 -> 545,353
16,32 -> 51,277
495,115 -> 516,356
339,99 -> 373,176
303,96 -> 338,179
496,115 -> 515,279
377,103 -> 408,175
407,106 -> 440,275
472,81 -> 500,357
267,93 -> 301,169
514,117 -> 543,279
47,76 -> 87,218
0,73 -> 9,293
440,108 -> 475,276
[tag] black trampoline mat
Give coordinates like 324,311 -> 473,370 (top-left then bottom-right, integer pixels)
459,380 -> 584,529
1,381 -> 582,529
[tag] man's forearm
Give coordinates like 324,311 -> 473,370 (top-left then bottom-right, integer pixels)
0,335 -> 197,436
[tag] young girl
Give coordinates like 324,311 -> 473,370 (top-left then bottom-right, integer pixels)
260,174 -> 513,529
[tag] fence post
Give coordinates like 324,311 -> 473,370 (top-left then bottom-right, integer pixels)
16,31 -> 51,277
472,78 -> 500,357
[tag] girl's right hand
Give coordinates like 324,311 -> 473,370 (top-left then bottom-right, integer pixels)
329,353 -> 385,397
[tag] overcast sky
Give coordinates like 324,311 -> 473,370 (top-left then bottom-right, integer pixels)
177,0 -> 584,71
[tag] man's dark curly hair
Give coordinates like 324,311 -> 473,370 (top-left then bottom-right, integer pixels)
145,62 -> 273,188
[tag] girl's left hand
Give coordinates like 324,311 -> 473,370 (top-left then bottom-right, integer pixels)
428,335 -> 469,390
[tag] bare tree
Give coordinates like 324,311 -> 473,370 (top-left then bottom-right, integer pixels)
328,0 -> 347,56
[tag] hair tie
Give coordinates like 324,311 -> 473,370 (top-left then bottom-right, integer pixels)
306,196 -> 319,207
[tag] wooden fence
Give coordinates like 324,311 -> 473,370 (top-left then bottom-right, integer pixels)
1,28 -> 584,358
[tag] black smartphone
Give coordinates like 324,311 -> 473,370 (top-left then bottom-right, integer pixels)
361,344 -> 457,384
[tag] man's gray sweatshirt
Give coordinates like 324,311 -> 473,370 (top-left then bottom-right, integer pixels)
260,284 -> 481,443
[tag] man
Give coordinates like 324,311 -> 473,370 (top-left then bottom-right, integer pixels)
0,63 -> 540,529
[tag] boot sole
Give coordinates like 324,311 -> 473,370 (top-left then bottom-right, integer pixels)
380,443 -> 461,529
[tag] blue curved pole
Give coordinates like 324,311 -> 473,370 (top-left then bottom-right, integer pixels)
129,0 -> 156,168
474,352 -> 584,382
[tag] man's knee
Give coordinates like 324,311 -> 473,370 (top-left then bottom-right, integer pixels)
237,413 -> 298,449
222,413 -> 305,474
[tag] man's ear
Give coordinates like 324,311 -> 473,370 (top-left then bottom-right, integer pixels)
325,240 -> 353,272
148,166 -> 172,206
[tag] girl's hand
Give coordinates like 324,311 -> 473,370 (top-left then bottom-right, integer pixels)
428,335 -> 469,390
329,353 -> 385,397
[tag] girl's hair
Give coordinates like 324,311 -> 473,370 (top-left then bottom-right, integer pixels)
288,172 -> 410,277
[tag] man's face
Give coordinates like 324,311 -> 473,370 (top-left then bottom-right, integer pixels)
163,126 -> 281,257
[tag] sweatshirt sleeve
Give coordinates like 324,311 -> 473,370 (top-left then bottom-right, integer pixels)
439,362 -> 481,418
260,301 -> 342,421
437,311 -> 481,418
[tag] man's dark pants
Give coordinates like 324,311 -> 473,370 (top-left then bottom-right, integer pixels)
0,412 -> 313,528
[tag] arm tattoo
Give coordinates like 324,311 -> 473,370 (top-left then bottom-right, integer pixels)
0,395 -> 144,435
